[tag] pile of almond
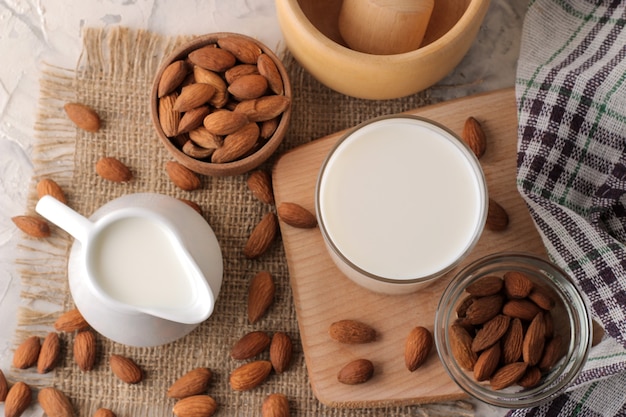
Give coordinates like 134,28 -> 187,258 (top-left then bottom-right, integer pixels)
156,35 -> 290,164
450,271 -> 565,390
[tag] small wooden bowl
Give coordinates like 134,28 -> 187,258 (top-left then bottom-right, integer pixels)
150,33 -> 292,176
275,0 -> 490,100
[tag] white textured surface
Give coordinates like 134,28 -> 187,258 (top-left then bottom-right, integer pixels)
0,1 -> 526,415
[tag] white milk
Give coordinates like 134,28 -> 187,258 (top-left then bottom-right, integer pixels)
318,117 -> 485,281
90,216 -> 195,308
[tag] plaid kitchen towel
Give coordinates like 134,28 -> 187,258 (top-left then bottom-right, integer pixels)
513,0 -> 626,416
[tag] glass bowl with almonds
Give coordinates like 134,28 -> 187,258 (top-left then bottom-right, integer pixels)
150,32 -> 292,176
434,252 -> 592,408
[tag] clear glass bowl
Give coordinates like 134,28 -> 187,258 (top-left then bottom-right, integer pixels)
434,252 -> 592,408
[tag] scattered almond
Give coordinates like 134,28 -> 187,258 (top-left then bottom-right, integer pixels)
269,332 -> 293,374
64,102 -> 101,132
109,354 -> 143,384
262,393 -> 289,417
462,116 -> 486,158
165,161 -> 201,191
54,308 -> 89,332
247,271 -> 275,324
74,330 -> 97,371
247,170 -> 274,205
592,319 -> 605,346
172,395 -> 218,417
329,319 -> 376,344
37,178 -> 67,204
37,332 -> 61,374
13,335 -> 41,369
0,369 -> 8,401
404,326 -> 433,371
337,359 -> 374,385
231,331 -> 271,360
167,367 -> 213,399
38,387 -> 74,417
94,408 -> 116,417
243,212 -> 278,259
179,198 -> 203,215
158,60 -> 189,98
4,381 -> 32,417
229,360 -> 273,391
96,157 -> 132,182
12,215 -> 50,238
504,271 -> 534,298
277,202 -> 317,229
489,362 -> 527,390
486,198 -> 509,231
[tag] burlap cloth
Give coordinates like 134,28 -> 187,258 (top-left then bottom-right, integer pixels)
15,27 -> 475,416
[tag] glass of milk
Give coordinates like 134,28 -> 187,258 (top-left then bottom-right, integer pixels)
315,115 -> 488,294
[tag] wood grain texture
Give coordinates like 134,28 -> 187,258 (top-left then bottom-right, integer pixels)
272,88 -> 547,407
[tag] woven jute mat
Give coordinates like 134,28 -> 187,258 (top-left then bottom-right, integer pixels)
15,27 -> 475,416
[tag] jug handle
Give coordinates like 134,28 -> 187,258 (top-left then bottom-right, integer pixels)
35,195 -> 94,243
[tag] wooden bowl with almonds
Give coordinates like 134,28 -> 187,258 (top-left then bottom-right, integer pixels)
150,33 -> 292,176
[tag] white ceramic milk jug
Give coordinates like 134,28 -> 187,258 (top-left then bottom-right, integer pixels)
36,193 -> 223,347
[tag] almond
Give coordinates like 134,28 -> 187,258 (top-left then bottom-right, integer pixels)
528,287 -> 556,310
231,331 -> 271,360
229,360 -> 273,391
54,308 -> 89,332
167,367 -> 213,399
465,294 -> 504,325
543,312 -> 554,338
38,387 -> 74,417
522,312 -> 546,366
165,161 -> 201,191
4,381 -> 32,417
174,83 -> 216,112
179,199 -> 202,215
455,294 -> 475,318
37,178 -> 67,204
183,140 -> 214,159
269,332 -> 293,374
189,45 -> 236,72
109,354 -> 143,384
94,408 -> 117,417
96,157 -> 132,182
247,271 -> 275,323
404,326 -> 433,371
12,215 -> 51,238
517,366 -> 542,388
64,102 -> 101,132
449,323 -> 477,371
218,36 -> 262,64
177,105 -> 211,135
465,275 -> 503,297
329,319 -> 376,344
158,60 -> 189,98
337,359 -> 374,385
489,362 -> 528,390
462,116 -> 486,158
172,395 -> 218,417
502,298 -> 541,321
235,95 -> 291,122
592,319 -> 605,346
0,369 -> 8,401
262,393 -> 289,417
37,332 -> 61,373
224,64 -> 259,84
473,343 -> 501,381
257,54 -> 284,95
13,335 -> 40,369
247,170 -> 274,205
193,66 -> 229,108
502,317 -> 523,364
211,122 -> 260,163
74,330 -> 96,371
486,198 -> 509,231
260,117 -> 280,140
189,127 -> 223,150
471,314 -> 510,352
228,74 -> 268,100
158,92 -> 180,137
277,202 -> 317,229
538,335 -> 564,372
503,271 -> 534,298
203,110 -> 249,135
243,212 -> 278,259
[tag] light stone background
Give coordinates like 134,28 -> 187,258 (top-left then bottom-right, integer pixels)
0,1 -> 528,415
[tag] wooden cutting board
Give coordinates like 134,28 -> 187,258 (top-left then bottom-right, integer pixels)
271,88 -> 547,408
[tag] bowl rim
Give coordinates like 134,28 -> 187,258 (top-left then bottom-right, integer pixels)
150,32 -> 292,176
279,0 -> 491,63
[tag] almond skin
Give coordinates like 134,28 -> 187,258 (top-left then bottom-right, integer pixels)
471,314 -> 510,352
158,92 -> 180,137
449,323 -> 477,371
404,326 -> 433,371
4,381 -> 32,417
174,83 -> 216,113
473,343 -> 501,381
465,275 -> 503,297
231,331 -> 271,360
270,332 -> 293,374
172,395 -> 218,417
0,369 -> 8,401
225,64 -> 259,84
247,170 -> 274,205
486,198 -> 509,231
38,332 -> 61,374
94,408 -> 117,417
167,367 -> 213,399
462,116 -> 486,158
74,330 -> 97,371
247,271 -> 275,324
189,45 -> 237,72
109,354 -> 143,384
227,74 -> 268,100
54,308 -> 89,332
12,215 -> 51,238
38,387 -> 74,417
522,312 -> 546,366
243,212 -> 278,259
465,294 -> 504,325
518,366 -> 542,388
165,161 -> 201,191
528,287 -> 556,310
235,95 -> 291,122
329,319 -> 376,344
502,317 -> 523,364
64,102 -> 101,132
203,110 -> 249,135
13,335 -> 41,369
37,178 -> 67,204
502,298 -> 542,321
229,360 -> 273,391
158,60 -> 189,98
277,202 -> 317,229
337,359 -> 374,385
257,54 -> 284,95
96,157 -> 133,182
177,105 -> 211,135
262,393 -> 289,417
217,36 -> 262,64
211,122 -> 260,163
193,66 -> 229,108
503,271 -> 534,298
489,362 -> 528,390
539,335 -> 564,372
